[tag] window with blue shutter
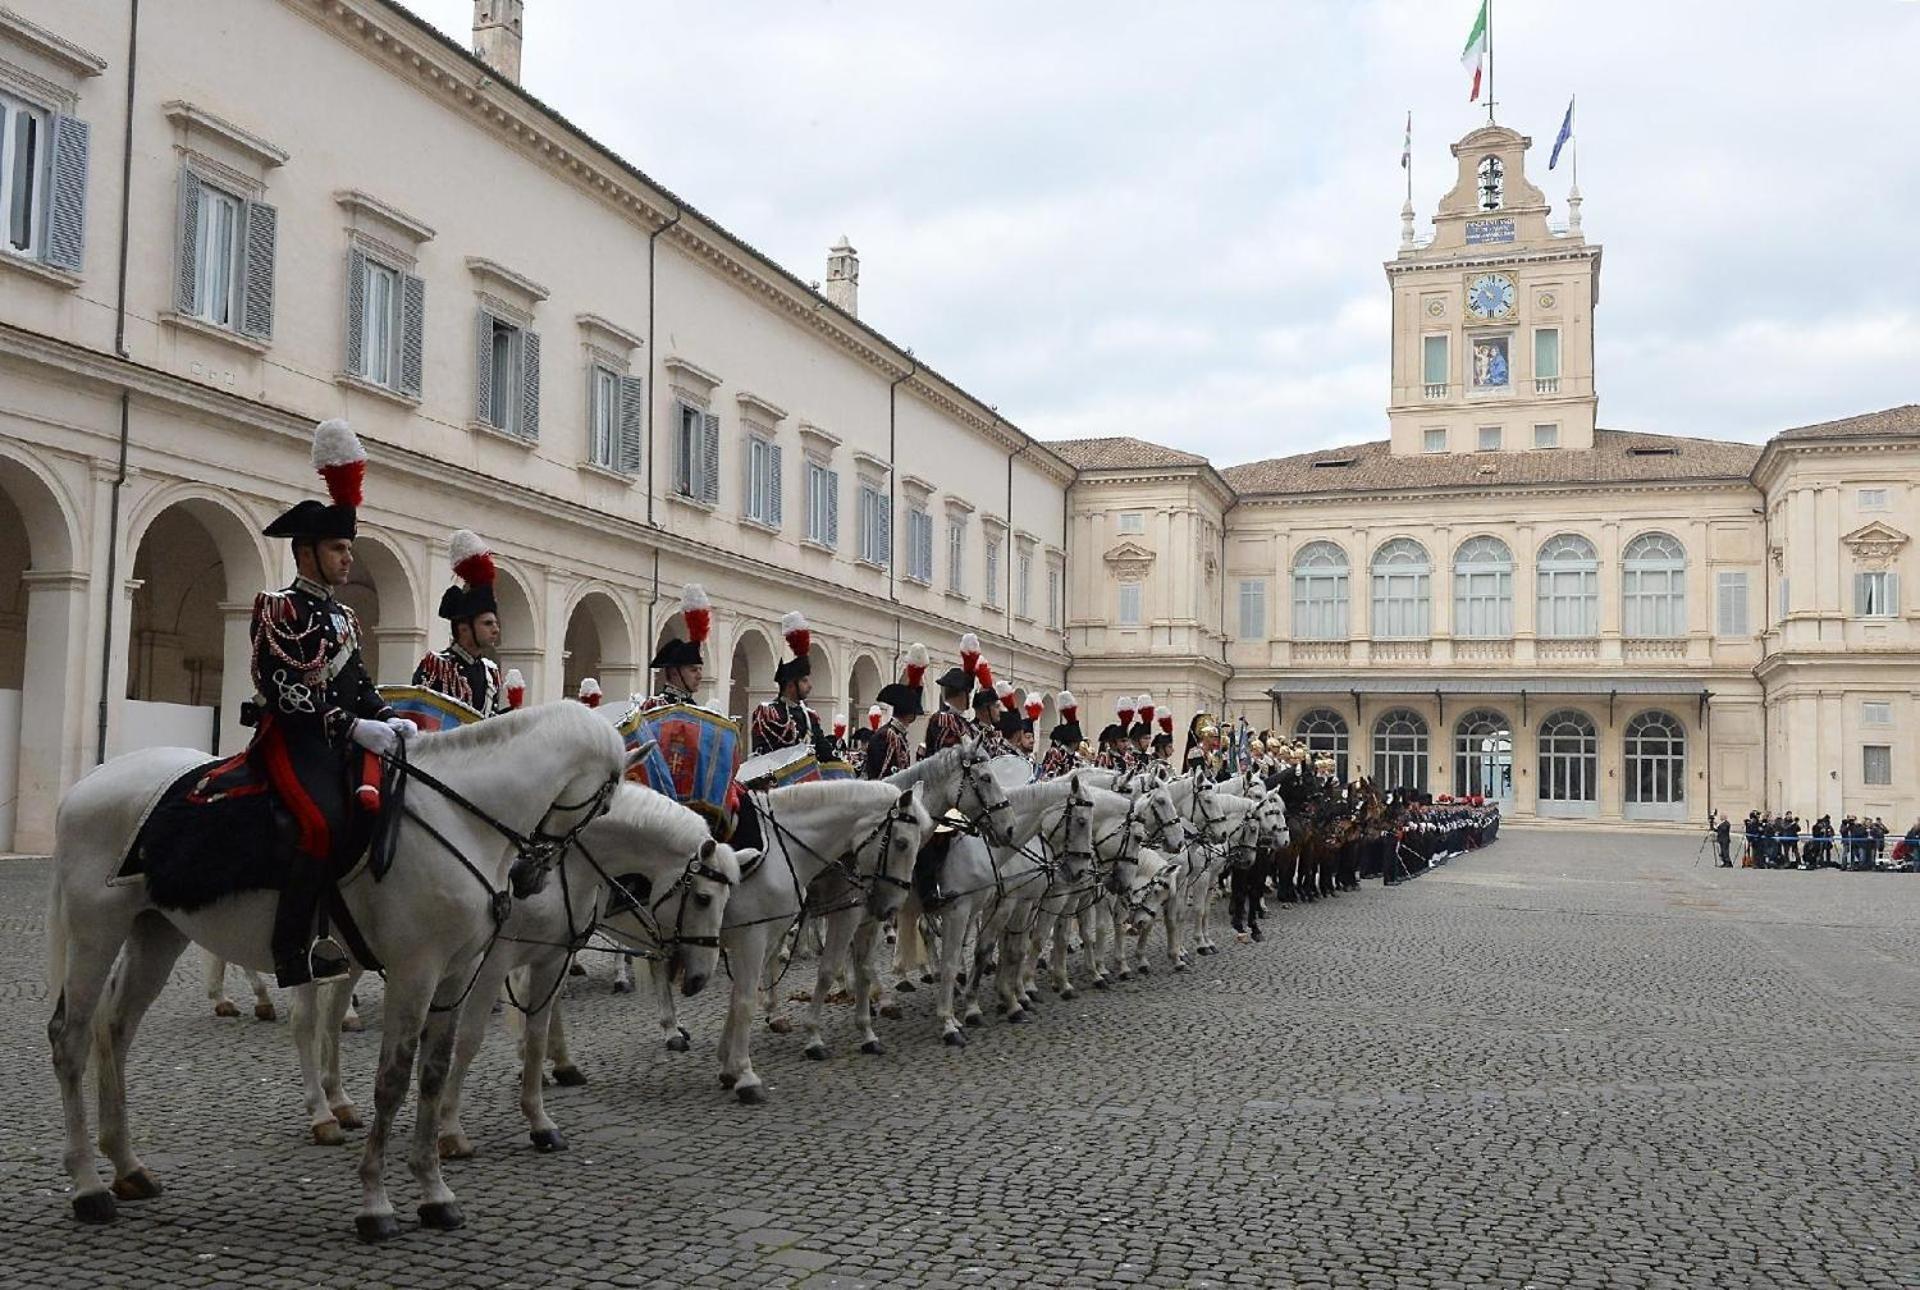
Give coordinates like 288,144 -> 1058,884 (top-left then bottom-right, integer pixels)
44,113 -> 89,272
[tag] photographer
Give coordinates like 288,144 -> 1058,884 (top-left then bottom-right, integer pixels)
1710,810 -> 1732,867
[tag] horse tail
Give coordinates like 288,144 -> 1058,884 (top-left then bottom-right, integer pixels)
45,877 -> 68,1003
893,892 -> 926,974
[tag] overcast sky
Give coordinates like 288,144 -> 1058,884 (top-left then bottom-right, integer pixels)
408,0 -> 1920,467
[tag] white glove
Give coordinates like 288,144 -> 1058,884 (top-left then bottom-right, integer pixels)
350,718 -> 398,757
386,717 -> 419,742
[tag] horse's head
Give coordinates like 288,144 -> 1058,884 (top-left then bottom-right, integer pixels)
1141,782 -> 1185,854
857,784 -> 928,920
1102,793 -> 1153,895
959,739 -> 1016,849
1121,857 -> 1171,936
1052,773 -> 1097,883
659,838 -> 742,998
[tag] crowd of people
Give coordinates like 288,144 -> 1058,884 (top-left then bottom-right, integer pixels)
1711,809 -> 1920,871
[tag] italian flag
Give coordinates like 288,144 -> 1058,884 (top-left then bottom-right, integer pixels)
1460,1 -> 1489,102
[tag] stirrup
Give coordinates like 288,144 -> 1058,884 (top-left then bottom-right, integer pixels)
308,936 -> 352,983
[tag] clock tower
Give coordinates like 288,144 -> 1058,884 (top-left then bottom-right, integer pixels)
1385,124 -> 1601,456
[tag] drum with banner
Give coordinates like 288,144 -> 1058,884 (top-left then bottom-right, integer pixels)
616,702 -> 742,833
817,759 -> 858,781
736,743 -> 820,790
377,685 -> 484,732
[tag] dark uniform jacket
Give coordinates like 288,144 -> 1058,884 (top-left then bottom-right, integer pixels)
865,721 -> 914,780
750,698 -> 836,761
411,644 -> 503,716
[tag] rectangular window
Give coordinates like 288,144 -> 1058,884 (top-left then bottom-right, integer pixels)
1016,549 -> 1033,617
1715,571 -> 1749,637
804,461 -> 839,547
1422,428 -> 1446,454
946,520 -> 964,592
1534,327 -> 1561,390
1046,564 -> 1062,628
588,366 -> 620,469
1292,569 -> 1351,640
672,402 -> 718,501
742,435 -> 783,527
1855,570 -> 1899,618
1863,701 -> 1892,726
1863,744 -> 1892,787
1477,425 -> 1502,452
905,508 -> 933,582
1117,582 -> 1143,626
1533,423 -> 1559,449
857,484 -> 891,567
984,537 -> 1001,607
1,91 -> 47,257
1115,512 -> 1145,535
360,259 -> 399,387
1858,488 -> 1889,511
1421,334 -> 1448,391
1238,578 -> 1267,640
194,185 -> 245,328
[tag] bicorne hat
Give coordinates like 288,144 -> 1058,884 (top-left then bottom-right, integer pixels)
263,420 -> 365,541
649,584 -> 711,670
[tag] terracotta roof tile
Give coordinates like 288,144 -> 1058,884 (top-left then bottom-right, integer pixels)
1046,436 -> 1210,470
1220,429 -> 1761,496
1771,404 -> 1920,442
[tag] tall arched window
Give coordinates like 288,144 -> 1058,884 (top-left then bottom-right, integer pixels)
1624,711 -> 1687,807
1622,532 -> 1687,638
1372,708 -> 1429,792
1537,534 -> 1599,638
1291,541 -> 1350,640
1538,709 -> 1598,805
1370,538 -> 1431,638
1453,709 -> 1513,801
1454,536 -> 1514,638
1295,708 -> 1350,781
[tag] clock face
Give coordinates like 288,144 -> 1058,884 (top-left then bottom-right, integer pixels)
1466,273 -> 1515,320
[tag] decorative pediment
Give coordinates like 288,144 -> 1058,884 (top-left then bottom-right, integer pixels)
1104,540 -> 1156,582
1843,521 -> 1909,570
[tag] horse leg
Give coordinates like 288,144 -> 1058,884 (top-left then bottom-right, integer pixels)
49,888 -> 134,1225
651,957 -> 691,1052
293,983 -> 347,1145
204,951 -> 240,1019
547,987 -> 587,1087
355,970 -> 433,1242
435,961 -> 503,1162
318,972 -> 362,1129
518,959 -> 573,1152
721,932 -> 775,1104
934,898 -> 971,1045
612,952 -> 635,994
802,912 -> 858,1061
95,913 -> 187,1201
850,919 -> 886,1055
407,1002 -> 465,1232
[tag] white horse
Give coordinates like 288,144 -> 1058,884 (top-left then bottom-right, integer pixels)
798,739 -> 1014,1060
1097,847 -> 1177,979
434,783 -> 746,1159
650,778 -> 931,1103
46,702 -> 627,1240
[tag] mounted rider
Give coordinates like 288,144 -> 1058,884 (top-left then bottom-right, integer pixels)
413,529 -> 508,717
1152,710 -> 1175,765
247,420 -> 413,985
748,610 -> 835,762
1037,691 -> 1084,780
922,633 -> 978,757
637,584 -> 743,840
864,643 -> 928,780
970,673 -> 1009,755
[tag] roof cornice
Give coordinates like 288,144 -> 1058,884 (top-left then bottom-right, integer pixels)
1230,476 -> 1758,509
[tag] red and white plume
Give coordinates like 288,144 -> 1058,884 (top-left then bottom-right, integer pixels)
1137,694 -> 1156,723
504,667 -> 526,709
780,610 -> 811,659
680,584 -> 712,645
1158,712 -> 1174,734
833,712 -> 849,738
1023,693 -> 1044,721
311,419 -> 366,509
902,642 -> 930,688
958,632 -> 981,679
994,679 -> 1015,704
1057,690 -> 1078,721
973,660 -> 996,694
448,528 -> 496,589
577,677 -> 602,707
1116,695 -> 1135,726
867,704 -> 887,731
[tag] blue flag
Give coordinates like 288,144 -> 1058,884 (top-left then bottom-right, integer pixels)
1549,96 -> 1575,170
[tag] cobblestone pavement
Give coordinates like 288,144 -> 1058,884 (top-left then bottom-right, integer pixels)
5,829 -> 1917,1288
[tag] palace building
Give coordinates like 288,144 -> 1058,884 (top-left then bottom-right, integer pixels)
0,1 -> 1912,852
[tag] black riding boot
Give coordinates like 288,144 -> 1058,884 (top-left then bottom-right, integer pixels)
272,826 -> 348,987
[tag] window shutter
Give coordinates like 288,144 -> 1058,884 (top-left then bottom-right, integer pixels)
344,249 -> 368,377
174,168 -> 202,315
825,470 -> 840,548
398,272 -> 426,397
741,436 -> 757,513
239,199 -> 277,340
701,412 -> 720,504
919,515 -> 933,580
473,311 -> 495,422
617,375 -> 644,474
518,329 -> 541,439
1854,572 -> 1869,616
768,443 -> 783,528
879,497 -> 892,568
44,115 -> 90,272
1888,572 -> 1901,615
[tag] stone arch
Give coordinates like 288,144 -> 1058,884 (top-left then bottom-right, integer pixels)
123,489 -> 268,757
727,625 -> 776,724
806,644 -> 840,728
337,530 -> 421,685
487,558 -> 543,701
846,651 -> 884,723
564,585 -> 638,703
0,447 -> 85,851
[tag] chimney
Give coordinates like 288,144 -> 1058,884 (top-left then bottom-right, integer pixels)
473,0 -> 523,84
824,236 -> 859,317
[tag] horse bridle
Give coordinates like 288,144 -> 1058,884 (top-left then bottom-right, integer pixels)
956,751 -> 1014,844
759,792 -> 921,898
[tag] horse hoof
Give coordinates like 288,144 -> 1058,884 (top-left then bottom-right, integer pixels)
895,979 -> 917,993
354,1212 -> 401,1244
71,1190 -> 118,1224
1174,961 -> 1189,973
767,1016 -> 793,1035
212,999 -> 240,1019
860,1039 -> 884,1055
333,1105 -> 364,1131
417,1201 -> 465,1231
1007,1010 -> 1026,1024
530,1128 -> 569,1153
568,961 -> 587,976
611,979 -> 634,995
1095,977 -> 1111,989
1140,963 -> 1154,975
803,1042 -> 830,1061
735,1083 -> 766,1105
111,1168 -> 162,1201
878,1003 -> 903,1021
665,1033 -> 690,1053
1060,987 -> 1077,1000
253,1002 -> 278,1022
312,1121 -> 346,1147
963,1012 -> 984,1028
340,1014 -> 364,1033
943,1029 -> 968,1048
552,1065 -> 588,1088
718,1072 -> 737,1089
436,1134 -> 474,1161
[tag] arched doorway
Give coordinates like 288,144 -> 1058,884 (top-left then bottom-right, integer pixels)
336,532 -> 420,686
124,495 -> 265,758
564,588 -> 637,705
727,627 -> 774,724
1294,708 -> 1349,781
1370,708 -> 1428,794
491,562 -> 541,704
1452,709 -> 1513,804
0,451 -> 82,851
846,652 -> 882,725
806,645 -> 840,730
1537,708 -> 1599,817
1624,710 -> 1687,821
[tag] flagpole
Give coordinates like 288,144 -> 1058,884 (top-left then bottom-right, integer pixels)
1486,0 -> 1495,125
